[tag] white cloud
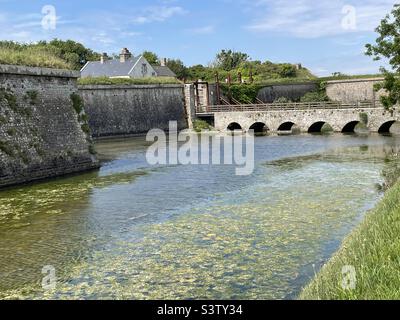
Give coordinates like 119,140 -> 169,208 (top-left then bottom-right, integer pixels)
132,6 -> 187,24
186,25 -> 215,35
245,0 -> 398,38
120,31 -> 142,37
91,32 -> 115,45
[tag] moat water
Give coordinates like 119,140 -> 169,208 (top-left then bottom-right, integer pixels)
0,133 -> 399,299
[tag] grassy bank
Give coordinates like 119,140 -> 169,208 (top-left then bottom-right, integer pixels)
319,74 -> 383,81
300,180 -> 400,300
0,47 -> 73,70
78,76 -> 181,85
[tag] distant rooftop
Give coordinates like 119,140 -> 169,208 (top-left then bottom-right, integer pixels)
81,48 -> 176,79
81,57 -> 141,78
152,65 -> 176,77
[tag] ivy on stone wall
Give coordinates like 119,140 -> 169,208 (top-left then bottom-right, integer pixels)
24,90 -> 39,105
70,92 -> 97,155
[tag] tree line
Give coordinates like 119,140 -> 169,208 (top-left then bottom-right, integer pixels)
0,39 -> 312,82
143,49 -> 311,82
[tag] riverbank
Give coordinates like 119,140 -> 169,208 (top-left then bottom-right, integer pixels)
300,178 -> 400,300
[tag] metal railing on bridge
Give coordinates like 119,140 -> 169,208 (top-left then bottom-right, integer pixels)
196,100 -> 383,114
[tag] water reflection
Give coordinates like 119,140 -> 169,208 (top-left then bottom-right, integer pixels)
0,133 -> 399,299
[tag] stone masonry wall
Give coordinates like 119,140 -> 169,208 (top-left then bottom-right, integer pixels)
326,78 -> 386,102
184,84 -> 196,129
79,84 -> 188,138
0,64 -> 98,188
257,82 -> 318,103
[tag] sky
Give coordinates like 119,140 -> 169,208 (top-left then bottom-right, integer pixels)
0,0 -> 398,76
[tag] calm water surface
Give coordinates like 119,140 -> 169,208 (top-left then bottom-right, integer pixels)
0,133 -> 399,299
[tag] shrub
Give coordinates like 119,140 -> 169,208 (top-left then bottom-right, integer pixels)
70,93 -> 84,114
15,106 -> 33,118
278,64 -> 297,78
33,143 -> 45,157
359,112 -> 369,125
89,145 -> 97,155
6,128 -> 16,136
0,88 -> 18,111
81,123 -> 91,135
300,91 -> 329,103
25,90 -> 39,105
273,97 -> 291,103
18,150 -> 30,164
193,119 -> 213,132
79,114 -> 89,123
0,140 -> 14,156
220,84 -> 263,104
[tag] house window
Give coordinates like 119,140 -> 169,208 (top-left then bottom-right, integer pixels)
141,63 -> 148,76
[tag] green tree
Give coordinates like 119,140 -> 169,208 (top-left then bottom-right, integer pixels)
366,4 -> 400,110
44,39 -> 100,69
332,72 -> 347,77
166,59 -> 188,80
215,49 -> 250,71
142,51 -> 159,65
187,64 -> 208,81
278,64 -> 297,78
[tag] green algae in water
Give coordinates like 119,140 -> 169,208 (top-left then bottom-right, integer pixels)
0,169 -> 148,295
0,170 -> 147,225
0,136 -> 398,300
0,158 -> 383,300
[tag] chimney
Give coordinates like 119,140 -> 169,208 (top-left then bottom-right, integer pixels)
120,48 -> 132,63
100,53 -> 108,64
160,58 -> 167,67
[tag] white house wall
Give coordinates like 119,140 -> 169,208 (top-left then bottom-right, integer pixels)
128,56 -> 157,78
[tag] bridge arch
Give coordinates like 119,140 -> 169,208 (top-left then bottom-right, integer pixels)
278,122 -> 296,131
378,120 -> 398,134
249,122 -> 269,134
342,121 -> 361,133
308,121 -> 333,133
227,122 -> 242,131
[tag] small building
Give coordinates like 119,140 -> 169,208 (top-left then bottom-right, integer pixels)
80,48 -> 176,79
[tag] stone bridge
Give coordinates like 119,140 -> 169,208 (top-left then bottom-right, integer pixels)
196,102 -> 400,134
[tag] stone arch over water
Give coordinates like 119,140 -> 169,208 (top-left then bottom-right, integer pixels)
249,122 -> 269,134
378,121 -> 398,134
342,121 -> 361,133
278,122 -> 296,131
308,121 -> 332,133
227,122 -> 242,131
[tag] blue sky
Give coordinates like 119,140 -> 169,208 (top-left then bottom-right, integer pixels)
0,0 -> 398,76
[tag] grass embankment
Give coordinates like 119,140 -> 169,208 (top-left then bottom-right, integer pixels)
78,76 -> 181,85
300,180 -> 400,300
0,47 -> 73,70
319,74 -> 383,81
